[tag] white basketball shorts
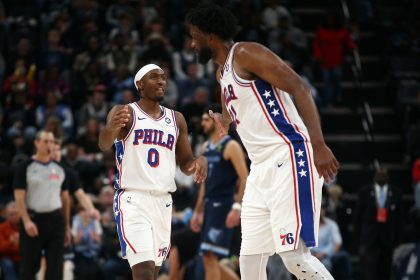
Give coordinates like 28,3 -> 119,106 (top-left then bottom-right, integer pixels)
113,188 -> 172,267
240,143 -> 323,256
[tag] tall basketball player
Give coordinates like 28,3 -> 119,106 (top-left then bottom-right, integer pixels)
98,64 -> 208,280
187,3 -> 339,280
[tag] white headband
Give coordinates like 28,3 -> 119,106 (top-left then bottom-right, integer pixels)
133,64 -> 163,89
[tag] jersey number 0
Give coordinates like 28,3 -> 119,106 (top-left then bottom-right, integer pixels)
147,148 -> 160,167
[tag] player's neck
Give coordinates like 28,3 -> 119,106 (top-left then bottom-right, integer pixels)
213,41 -> 234,66
209,132 -> 224,144
137,99 -> 162,119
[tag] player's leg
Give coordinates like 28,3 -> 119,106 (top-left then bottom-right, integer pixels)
202,251 -> 221,279
200,197 -> 235,280
240,253 -> 271,280
239,169 -> 276,280
132,261 -> 155,280
278,239 -> 334,280
267,149 -> 332,279
219,260 -> 239,280
151,193 -> 173,279
116,190 -> 157,279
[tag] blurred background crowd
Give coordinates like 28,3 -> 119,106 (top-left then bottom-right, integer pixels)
0,0 -> 419,279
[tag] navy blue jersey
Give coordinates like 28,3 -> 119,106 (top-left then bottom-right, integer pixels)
203,136 -> 237,198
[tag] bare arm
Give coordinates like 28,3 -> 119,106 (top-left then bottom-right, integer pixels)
98,105 -> 132,151
234,42 -> 339,182
74,188 -> 100,220
224,140 -> 248,204
175,111 -> 207,183
190,181 -> 205,233
61,190 -> 71,246
211,66 -> 232,136
14,189 -> 39,237
224,140 -> 248,228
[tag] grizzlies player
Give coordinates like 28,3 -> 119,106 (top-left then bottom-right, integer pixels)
190,104 -> 248,280
98,64 -> 207,280
187,3 -> 339,280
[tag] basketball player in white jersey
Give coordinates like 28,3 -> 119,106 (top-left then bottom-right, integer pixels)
98,64 -> 208,280
187,3 -> 339,280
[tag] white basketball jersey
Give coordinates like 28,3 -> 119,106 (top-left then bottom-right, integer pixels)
219,43 -> 311,164
114,103 -> 179,192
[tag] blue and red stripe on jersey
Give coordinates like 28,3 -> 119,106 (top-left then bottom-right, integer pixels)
251,79 -> 317,248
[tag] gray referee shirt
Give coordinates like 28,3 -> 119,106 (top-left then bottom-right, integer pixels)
14,159 -> 69,213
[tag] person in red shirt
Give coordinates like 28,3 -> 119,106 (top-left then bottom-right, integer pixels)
0,202 -> 21,280
313,12 -> 356,107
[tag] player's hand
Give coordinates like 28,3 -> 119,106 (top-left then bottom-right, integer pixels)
225,209 -> 240,228
190,211 -> 203,233
209,110 -> 229,137
312,142 -> 340,184
188,156 -> 208,183
89,208 -> 101,220
64,228 -> 71,247
24,219 -> 39,237
109,105 -> 130,130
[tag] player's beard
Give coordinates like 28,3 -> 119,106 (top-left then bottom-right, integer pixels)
198,47 -> 212,64
153,96 -> 164,102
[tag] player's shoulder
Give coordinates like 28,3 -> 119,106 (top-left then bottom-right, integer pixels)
234,42 -> 267,57
224,137 -> 242,151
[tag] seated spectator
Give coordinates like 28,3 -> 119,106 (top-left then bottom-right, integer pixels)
77,84 -> 111,136
311,201 -> 343,272
100,210 -> 131,280
176,64 -> 209,106
35,89 -> 74,139
71,206 -> 103,280
37,64 -> 71,103
77,117 -> 102,157
0,202 -> 21,280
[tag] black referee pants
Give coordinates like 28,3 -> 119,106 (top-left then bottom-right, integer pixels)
19,210 -> 64,280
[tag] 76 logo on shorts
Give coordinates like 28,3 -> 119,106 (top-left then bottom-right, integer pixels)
280,233 -> 295,245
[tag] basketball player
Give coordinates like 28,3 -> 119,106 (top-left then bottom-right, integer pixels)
190,104 -> 248,280
187,3 -> 339,280
98,64 -> 208,280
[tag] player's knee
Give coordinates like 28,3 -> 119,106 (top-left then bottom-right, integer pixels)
203,251 -> 218,265
239,254 -> 270,280
132,261 -> 155,280
279,251 -> 332,280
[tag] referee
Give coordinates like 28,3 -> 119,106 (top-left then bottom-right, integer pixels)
13,130 -> 71,280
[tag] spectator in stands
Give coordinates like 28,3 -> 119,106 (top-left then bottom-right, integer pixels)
77,84 -> 110,135
38,64 -> 71,102
41,28 -> 71,72
77,117 -> 102,156
105,33 -> 138,74
354,168 -> 403,280
311,201 -> 343,272
0,202 -> 21,280
100,210 -> 131,280
35,89 -> 74,139
71,206 -> 103,280
176,64 -> 209,106
73,35 -> 106,76
172,37 -> 206,81
313,12 -> 356,107
110,65 -> 135,104
261,0 -> 291,31
2,58 -> 37,108
6,36 -> 35,76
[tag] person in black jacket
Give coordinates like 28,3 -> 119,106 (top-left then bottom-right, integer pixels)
354,168 -> 403,280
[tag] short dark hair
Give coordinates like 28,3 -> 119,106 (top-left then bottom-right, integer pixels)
186,2 -> 237,40
204,103 -> 222,115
